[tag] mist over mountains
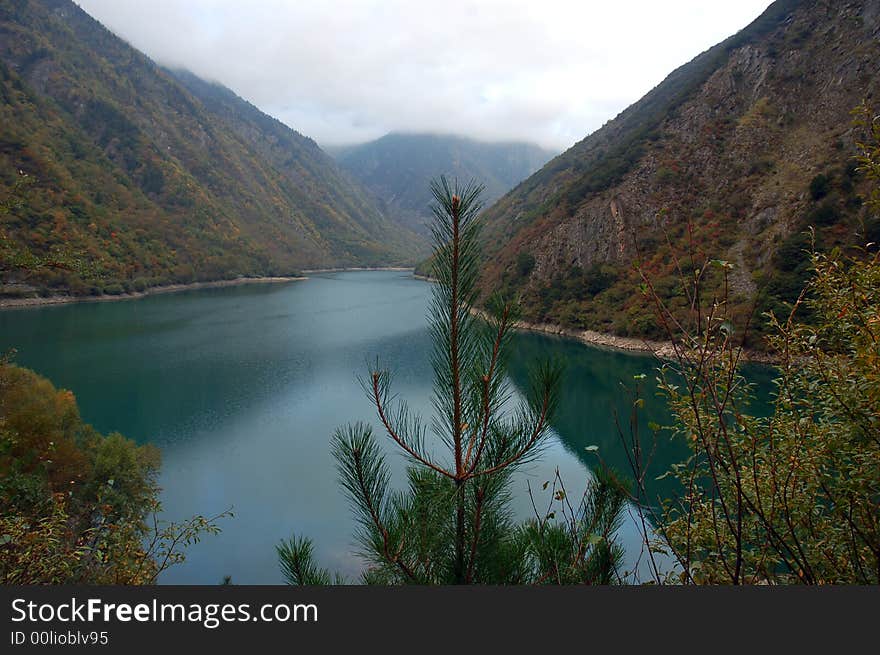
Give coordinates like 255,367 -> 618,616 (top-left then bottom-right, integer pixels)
331,133 -> 555,236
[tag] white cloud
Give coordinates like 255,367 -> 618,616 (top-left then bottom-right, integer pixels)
75,0 -> 773,150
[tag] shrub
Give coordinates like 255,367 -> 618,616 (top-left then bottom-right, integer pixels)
806,201 -> 839,226
516,251 -> 536,277
809,173 -> 830,200
0,363 -> 227,583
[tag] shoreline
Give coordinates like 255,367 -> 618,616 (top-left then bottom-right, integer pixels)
301,266 -> 414,274
2,269 -> 778,363
469,308 -> 778,365
0,276 -> 306,310
0,267 -> 413,310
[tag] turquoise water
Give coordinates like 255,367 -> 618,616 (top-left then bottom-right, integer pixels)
0,271 -> 755,583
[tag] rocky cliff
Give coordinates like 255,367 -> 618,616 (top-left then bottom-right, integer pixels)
479,0 -> 879,347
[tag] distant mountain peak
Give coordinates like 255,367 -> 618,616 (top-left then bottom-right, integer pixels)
333,133 -> 556,236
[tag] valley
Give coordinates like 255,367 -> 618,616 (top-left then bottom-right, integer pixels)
1,0 -> 878,592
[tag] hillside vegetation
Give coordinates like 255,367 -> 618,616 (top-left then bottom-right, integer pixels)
477,0 -> 880,348
0,0 -> 420,299
0,361 -> 225,583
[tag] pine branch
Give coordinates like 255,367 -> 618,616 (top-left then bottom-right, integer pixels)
277,536 -> 333,585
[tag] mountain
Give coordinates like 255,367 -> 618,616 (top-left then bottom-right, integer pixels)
476,0 -> 880,348
333,133 -> 555,236
0,0 -> 422,298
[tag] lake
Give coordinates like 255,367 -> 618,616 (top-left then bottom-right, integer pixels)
0,271 -> 741,583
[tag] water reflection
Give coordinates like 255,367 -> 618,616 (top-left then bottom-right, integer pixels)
507,332 -> 688,505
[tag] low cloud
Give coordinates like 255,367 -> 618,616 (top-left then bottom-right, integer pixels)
76,0 -> 772,150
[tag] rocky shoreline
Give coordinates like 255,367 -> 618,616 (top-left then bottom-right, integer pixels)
0,276 -> 306,310
467,308 -> 777,364
401,275 -> 777,364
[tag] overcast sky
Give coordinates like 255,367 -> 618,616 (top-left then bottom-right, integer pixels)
75,0 -> 773,151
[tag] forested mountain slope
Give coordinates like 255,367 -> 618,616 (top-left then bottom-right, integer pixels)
334,133 -> 554,236
0,0 -> 421,298
477,0 -> 880,347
